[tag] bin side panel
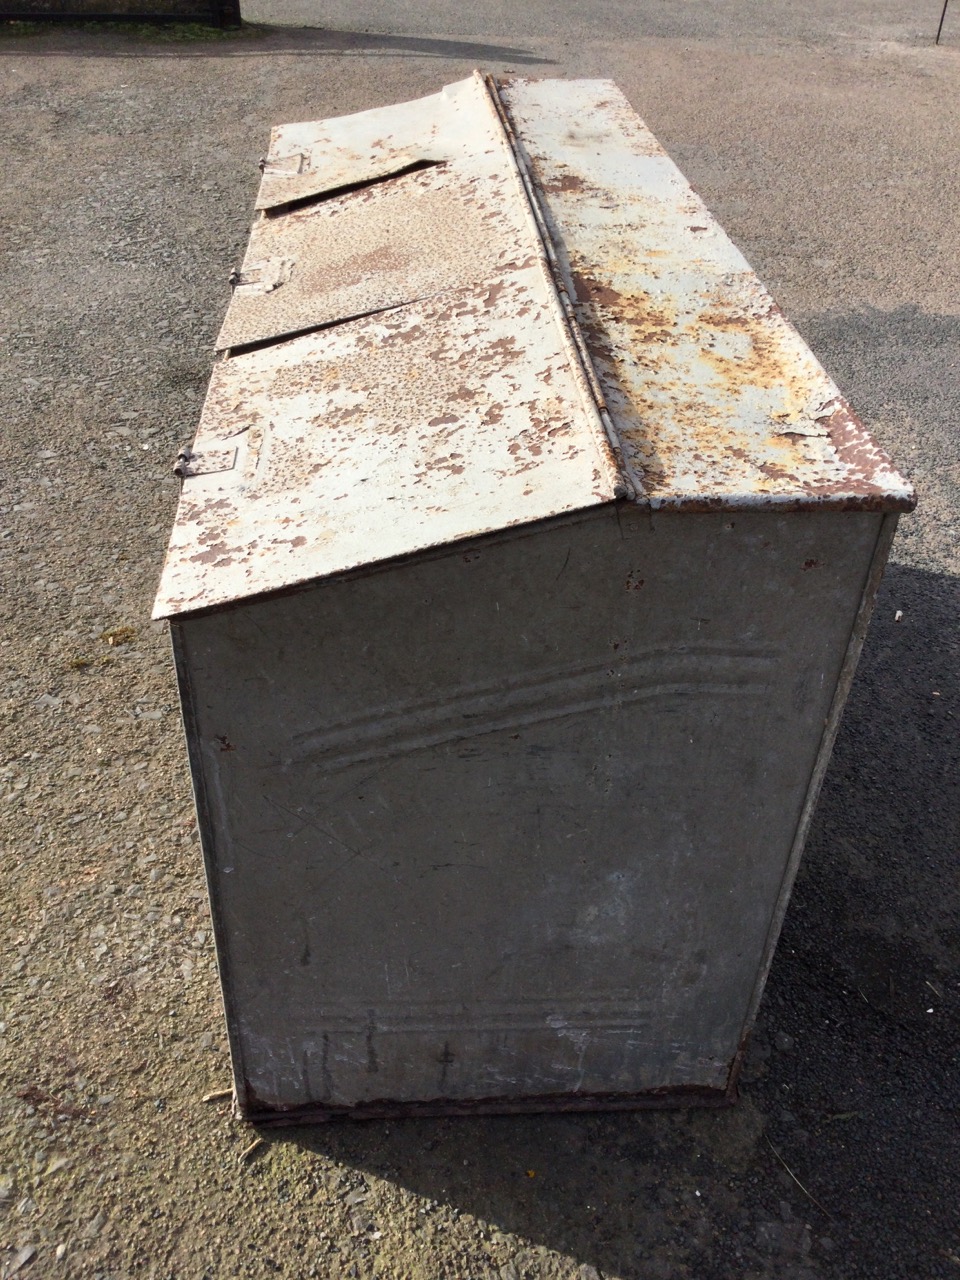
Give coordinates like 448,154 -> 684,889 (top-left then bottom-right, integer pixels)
176,507 -> 882,1115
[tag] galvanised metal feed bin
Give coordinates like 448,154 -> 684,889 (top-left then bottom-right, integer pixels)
154,73 -> 914,1122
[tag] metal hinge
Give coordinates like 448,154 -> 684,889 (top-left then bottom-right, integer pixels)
228,258 -> 295,295
174,445 -> 238,479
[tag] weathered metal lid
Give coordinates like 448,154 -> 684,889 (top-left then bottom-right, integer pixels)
499,78 -> 914,517
153,73 -> 913,620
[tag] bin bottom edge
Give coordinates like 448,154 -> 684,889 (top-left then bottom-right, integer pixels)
240,1081 -> 737,1126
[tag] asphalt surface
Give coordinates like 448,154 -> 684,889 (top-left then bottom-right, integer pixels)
0,3 -> 957,1278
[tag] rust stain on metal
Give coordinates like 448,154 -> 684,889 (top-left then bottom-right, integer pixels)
252,77 -> 488,214
154,76 -> 917,1120
155,268 -> 618,618
156,73 -> 624,620
155,73 -> 913,622
217,163 -> 527,353
497,77 -> 915,513
540,169 -> 592,196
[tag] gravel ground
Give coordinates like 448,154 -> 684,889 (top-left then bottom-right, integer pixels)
1,6 -> 958,1279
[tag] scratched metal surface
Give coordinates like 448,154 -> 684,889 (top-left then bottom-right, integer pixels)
217,163 -> 527,353
498,78 -> 915,513
172,506 -> 886,1115
155,76 -> 915,1115
157,74 -> 913,623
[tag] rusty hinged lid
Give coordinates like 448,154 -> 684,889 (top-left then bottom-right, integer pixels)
153,73 -> 913,620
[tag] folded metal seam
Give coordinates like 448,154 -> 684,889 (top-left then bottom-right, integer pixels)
483,72 -> 639,503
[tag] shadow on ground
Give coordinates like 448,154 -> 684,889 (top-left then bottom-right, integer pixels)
257,564 -> 958,1280
798,304 -> 960,576
0,21 -> 555,61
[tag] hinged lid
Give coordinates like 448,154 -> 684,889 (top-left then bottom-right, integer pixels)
499,77 -> 915,515
153,74 -> 913,621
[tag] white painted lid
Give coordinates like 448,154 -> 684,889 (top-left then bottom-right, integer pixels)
154,74 -> 912,620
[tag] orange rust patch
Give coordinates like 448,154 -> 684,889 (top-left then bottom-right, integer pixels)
698,313 -> 793,396
540,171 -> 590,195
571,272 -> 677,345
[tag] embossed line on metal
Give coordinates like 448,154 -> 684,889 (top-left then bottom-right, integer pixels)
496,77 -> 916,513
291,644 -> 775,776
155,74 -> 624,620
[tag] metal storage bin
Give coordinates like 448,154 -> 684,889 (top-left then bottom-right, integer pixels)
154,74 -> 914,1122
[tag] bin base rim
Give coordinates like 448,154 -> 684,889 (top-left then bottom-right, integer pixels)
238,1081 -> 738,1126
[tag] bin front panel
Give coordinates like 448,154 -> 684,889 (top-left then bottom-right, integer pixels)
175,506 -> 883,1115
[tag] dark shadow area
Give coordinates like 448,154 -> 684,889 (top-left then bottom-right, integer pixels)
797,303 -> 960,577
0,20 -> 555,60
750,558 -> 960,1277
257,562 -> 958,1280
0,0 -> 237,23
798,303 -> 960,438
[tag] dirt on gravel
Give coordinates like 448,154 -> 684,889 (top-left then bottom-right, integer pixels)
1,11 -> 958,1280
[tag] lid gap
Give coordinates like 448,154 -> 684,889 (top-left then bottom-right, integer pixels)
263,159 -> 445,219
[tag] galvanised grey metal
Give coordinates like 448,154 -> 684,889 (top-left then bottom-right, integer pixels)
155,74 -> 914,1122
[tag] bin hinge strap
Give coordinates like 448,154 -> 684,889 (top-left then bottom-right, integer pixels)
174,445 -> 238,479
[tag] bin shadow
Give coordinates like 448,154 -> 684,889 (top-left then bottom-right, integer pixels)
0,21 -> 555,63
263,561 -> 959,1279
